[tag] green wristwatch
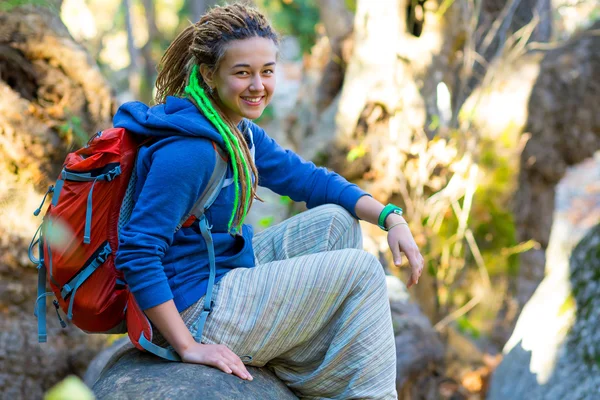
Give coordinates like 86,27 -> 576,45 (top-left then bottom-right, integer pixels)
378,204 -> 403,231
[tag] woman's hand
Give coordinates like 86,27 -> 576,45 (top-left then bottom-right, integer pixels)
387,222 -> 425,288
179,342 -> 253,381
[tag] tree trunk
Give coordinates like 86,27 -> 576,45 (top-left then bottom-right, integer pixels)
189,0 -> 219,23
124,0 -> 142,100
512,21 -> 600,306
0,4 -> 115,398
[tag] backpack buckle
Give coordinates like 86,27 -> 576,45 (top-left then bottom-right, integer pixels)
203,300 -> 215,313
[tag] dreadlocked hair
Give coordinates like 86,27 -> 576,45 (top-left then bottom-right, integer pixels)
154,3 -> 279,234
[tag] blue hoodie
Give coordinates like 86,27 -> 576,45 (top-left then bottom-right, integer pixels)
114,96 -> 369,312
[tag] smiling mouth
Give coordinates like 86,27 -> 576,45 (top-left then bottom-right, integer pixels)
241,96 -> 264,106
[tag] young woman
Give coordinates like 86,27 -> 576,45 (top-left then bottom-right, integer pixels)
114,4 -> 424,399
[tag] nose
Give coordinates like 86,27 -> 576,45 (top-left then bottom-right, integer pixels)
249,74 -> 264,92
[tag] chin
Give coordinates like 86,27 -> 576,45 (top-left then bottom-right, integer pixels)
243,111 -> 264,120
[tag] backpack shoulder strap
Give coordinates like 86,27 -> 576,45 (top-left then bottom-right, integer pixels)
175,143 -> 228,232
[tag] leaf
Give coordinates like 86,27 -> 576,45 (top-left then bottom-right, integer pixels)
44,375 -> 94,400
427,261 -> 436,276
558,294 -> 576,317
346,145 -> 366,162
259,216 -> 274,228
279,196 -> 292,205
456,315 -> 480,339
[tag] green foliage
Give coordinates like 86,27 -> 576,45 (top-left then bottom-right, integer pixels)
313,150 -> 330,167
254,104 -> 275,124
259,215 -> 275,228
344,0 -> 357,13
346,144 -> 367,162
58,114 -> 89,148
44,375 -> 94,400
427,259 -> 437,277
255,0 -> 321,54
258,215 -> 275,229
470,137 -> 520,277
456,315 -> 481,339
0,0 -> 55,12
428,115 -> 440,131
279,195 -> 292,205
558,294 -> 576,317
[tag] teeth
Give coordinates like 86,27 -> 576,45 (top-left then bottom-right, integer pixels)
243,97 -> 261,103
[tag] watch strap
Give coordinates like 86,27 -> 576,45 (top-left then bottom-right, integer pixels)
378,204 -> 403,231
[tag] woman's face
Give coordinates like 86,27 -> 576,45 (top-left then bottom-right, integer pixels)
204,37 -> 277,124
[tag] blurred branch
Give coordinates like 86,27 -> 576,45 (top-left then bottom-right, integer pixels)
465,228 -> 492,289
142,0 -> 159,39
190,0 -> 218,23
479,0 -> 523,62
123,0 -> 141,99
315,0 -> 354,40
434,292 -> 483,330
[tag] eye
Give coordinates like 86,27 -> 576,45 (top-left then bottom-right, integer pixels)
263,69 -> 274,75
236,71 -> 249,76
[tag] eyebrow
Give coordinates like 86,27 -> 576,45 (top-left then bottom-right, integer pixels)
232,62 -> 276,68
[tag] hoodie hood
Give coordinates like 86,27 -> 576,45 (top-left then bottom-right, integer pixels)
113,96 -> 225,146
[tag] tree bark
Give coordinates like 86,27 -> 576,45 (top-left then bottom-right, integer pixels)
315,0 -> 354,40
124,0 -> 142,100
0,4 -> 115,398
513,21 -> 600,306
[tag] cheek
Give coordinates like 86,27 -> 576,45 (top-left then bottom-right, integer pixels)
265,78 -> 276,96
227,80 -> 247,96
219,79 -> 243,101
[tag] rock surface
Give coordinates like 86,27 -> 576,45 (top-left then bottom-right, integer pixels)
92,344 -> 299,400
88,276 -> 445,399
513,22 -> 600,306
488,154 -> 600,400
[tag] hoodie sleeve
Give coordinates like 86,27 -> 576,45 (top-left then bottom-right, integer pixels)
115,137 -> 217,310
250,122 -> 371,218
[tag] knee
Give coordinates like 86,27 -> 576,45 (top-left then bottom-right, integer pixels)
346,249 -> 386,285
323,205 -> 362,248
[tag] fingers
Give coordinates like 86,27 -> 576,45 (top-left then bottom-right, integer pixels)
405,250 -> 424,288
388,225 -> 425,289
219,346 -> 253,381
223,350 -> 253,381
406,273 -> 416,288
189,343 -> 253,381
389,239 -> 403,266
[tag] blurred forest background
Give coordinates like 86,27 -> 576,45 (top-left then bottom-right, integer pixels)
0,0 -> 599,399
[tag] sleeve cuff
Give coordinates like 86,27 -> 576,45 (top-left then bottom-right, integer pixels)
133,279 -> 174,310
339,186 -> 372,219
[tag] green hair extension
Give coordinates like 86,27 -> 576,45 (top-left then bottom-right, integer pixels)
184,65 -> 253,233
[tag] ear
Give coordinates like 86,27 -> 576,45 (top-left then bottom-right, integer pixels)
199,64 -> 215,91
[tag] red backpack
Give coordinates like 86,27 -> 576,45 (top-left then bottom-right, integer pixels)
29,127 -> 227,361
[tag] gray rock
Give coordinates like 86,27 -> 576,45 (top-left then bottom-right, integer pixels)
88,276 -> 445,399
84,337 -> 132,388
489,219 -> 600,400
489,154 -> 600,400
92,344 -> 299,400
388,276 -> 446,394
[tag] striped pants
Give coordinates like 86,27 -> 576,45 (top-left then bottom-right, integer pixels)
163,205 -> 398,399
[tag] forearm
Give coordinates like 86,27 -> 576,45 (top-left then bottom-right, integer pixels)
354,195 -> 406,229
144,300 -> 195,355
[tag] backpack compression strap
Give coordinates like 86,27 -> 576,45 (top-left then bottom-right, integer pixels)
176,143 -> 228,231
136,143 -> 228,361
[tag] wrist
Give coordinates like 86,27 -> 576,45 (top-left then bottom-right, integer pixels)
171,332 -> 198,355
377,203 -> 403,231
385,213 -> 406,229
